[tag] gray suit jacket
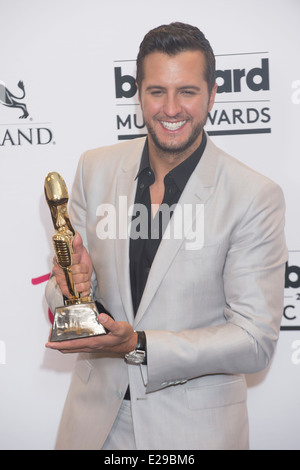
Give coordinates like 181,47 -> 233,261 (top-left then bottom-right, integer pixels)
46,134 -> 287,450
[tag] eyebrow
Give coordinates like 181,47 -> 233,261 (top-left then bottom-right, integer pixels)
145,85 -> 201,92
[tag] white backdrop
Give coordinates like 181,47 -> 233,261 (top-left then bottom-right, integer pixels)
0,0 -> 299,450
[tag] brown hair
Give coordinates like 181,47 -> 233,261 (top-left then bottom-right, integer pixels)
136,22 -> 216,95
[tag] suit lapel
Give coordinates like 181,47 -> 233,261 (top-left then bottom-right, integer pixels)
114,138 -> 145,324
134,135 -> 218,326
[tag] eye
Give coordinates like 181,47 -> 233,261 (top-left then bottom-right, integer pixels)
150,90 -> 164,96
181,90 -> 196,96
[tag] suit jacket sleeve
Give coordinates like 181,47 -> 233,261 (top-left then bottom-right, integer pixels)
144,181 -> 288,393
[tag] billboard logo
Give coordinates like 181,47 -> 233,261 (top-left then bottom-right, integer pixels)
282,252 -> 300,331
215,58 -> 269,94
207,53 -> 271,136
114,52 -> 271,140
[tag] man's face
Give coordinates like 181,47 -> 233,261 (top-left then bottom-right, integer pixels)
138,50 -> 217,159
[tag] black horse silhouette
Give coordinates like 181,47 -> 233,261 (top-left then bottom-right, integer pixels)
0,80 -> 29,118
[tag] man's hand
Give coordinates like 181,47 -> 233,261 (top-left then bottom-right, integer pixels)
52,232 -> 93,298
45,313 -> 138,356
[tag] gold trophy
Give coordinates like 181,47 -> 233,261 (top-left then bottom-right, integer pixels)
44,172 -> 106,342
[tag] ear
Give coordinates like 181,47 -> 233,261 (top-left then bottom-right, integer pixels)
208,83 -> 218,112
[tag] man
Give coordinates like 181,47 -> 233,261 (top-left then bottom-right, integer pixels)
45,23 -> 287,450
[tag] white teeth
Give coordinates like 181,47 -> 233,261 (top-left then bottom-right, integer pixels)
161,120 -> 186,130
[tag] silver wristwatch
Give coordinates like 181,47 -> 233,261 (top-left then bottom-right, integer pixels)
125,331 -> 147,365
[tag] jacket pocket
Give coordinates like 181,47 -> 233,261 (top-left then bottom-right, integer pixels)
186,377 -> 247,410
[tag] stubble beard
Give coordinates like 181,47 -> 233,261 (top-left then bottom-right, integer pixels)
145,116 -> 207,157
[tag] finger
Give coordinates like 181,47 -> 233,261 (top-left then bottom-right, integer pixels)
72,270 -> 91,296
45,338 -> 89,351
71,263 -> 90,275
45,333 -> 107,352
97,313 -> 116,332
72,232 -> 84,254
76,284 -> 91,298
52,257 -> 63,273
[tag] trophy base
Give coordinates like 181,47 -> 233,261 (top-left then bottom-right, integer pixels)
50,299 -> 107,342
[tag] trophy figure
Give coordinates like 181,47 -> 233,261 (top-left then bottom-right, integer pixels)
44,172 -> 106,342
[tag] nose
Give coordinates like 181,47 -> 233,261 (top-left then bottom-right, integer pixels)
163,92 -> 182,118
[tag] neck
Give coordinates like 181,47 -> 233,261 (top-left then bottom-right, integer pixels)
148,131 -> 203,181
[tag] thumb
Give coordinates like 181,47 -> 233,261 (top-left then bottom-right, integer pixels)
72,231 -> 84,254
97,313 -> 115,332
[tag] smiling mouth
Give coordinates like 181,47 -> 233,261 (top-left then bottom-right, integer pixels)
160,120 -> 187,131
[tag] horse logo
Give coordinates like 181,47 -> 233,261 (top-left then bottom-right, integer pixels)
0,80 -> 29,119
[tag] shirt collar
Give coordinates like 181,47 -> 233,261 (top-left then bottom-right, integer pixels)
136,137 -> 151,178
169,131 -> 207,191
136,132 -> 207,191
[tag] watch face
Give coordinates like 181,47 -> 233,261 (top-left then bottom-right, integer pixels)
125,350 -> 146,364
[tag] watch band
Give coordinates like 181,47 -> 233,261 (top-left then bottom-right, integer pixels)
136,330 -> 146,353
125,331 -> 147,365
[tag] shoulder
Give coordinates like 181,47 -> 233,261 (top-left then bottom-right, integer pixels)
205,135 -> 283,199
72,137 -> 146,189
201,136 -> 286,228
81,137 -> 146,170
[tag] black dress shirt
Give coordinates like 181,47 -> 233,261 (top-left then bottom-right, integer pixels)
129,132 -> 207,315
